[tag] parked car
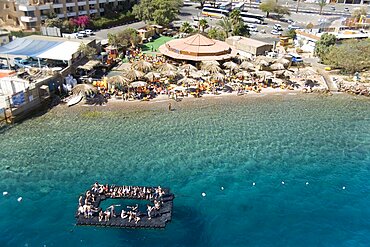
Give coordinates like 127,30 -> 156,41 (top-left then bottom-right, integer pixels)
288,53 -> 303,63
280,18 -> 294,24
271,30 -> 282,36
330,6 -> 335,11
344,7 -> 349,12
273,24 -> 283,31
14,57 -> 32,68
78,31 -> 88,37
85,29 -> 95,36
288,24 -> 300,30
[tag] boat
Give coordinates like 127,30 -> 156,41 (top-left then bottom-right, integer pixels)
67,94 -> 83,107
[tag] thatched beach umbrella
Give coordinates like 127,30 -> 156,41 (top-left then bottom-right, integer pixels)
255,71 -> 273,78
202,60 -> 220,66
240,61 -> 255,70
71,84 -> 97,95
223,61 -> 239,73
123,68 -> 144,81
162,70 -> 177,78
178,76 -> 196,85
116,62 -> 132,71
201,62 -> 222,74
144,72 -> 161,82
130,81 -> 147,87
236,71 -> 251,78
107,75 -> 129,85
277,58 -> 291,67
189,70 -> 205,78
180,63 -> 197,72
211,73 -> 225,81
270,63 -> 285,71
158,62 -> 177,72
132,60 -> 153,72
235,54 -> 248,62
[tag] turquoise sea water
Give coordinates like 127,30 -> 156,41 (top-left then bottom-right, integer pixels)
0,94 -> 369,247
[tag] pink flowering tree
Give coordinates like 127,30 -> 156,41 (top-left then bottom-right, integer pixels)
73,16 -> 90,29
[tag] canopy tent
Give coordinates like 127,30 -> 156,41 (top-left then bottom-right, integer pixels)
0,36 -> 87,61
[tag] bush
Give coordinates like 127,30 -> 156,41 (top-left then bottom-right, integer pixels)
10,31 -> 41,37
91,12 -> 137,30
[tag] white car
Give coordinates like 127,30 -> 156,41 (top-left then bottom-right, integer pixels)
273,24 -> 283,31
85,29 -> 94,36
271,30 -> 282,36
288,24 -> 300,30
78,31 -> 88,37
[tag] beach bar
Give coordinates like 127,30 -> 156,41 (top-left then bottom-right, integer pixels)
76,184 -> 175,229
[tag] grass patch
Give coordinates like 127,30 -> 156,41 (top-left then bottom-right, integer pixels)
141,36 -> 174,53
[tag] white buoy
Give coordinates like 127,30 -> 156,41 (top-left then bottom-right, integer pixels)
252,182 -> 256,186
220,187 -> 224,190
342,186 -> 346,190
3,191 -> 8,196
305,182 -> 309,185
17,197 -> 22,202
281,181 -> 285,185
201,192 -> 206,197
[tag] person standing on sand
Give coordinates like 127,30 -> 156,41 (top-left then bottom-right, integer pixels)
168,103 -> 172,111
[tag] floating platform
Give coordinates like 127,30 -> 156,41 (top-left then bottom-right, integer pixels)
75,185 -> 174,229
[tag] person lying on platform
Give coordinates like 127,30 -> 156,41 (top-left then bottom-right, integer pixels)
99,210 -> 104,222
104,210 -> 111,221
127,204 -> 138,212
128,211 -> 135,222
121,210 -> 128,219
135,215 -> 141,224
147,204 -> 153,220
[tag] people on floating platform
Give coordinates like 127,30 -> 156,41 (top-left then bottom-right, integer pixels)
78,183 -> 169,224
88,183 -> 168,201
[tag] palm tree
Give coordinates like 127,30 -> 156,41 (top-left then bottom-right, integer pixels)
229,9 -> 242,26
317,0 -> 326,15
180,22 -> 193,34
217,17 -> 233,39
199,19 -> 208,33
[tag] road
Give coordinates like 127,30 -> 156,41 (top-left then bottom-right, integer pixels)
91,1 -> 348,42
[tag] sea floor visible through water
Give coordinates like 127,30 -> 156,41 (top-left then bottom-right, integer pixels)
0,93 -> 369,247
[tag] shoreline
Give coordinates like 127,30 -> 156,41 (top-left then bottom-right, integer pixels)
55,89 -> 350,114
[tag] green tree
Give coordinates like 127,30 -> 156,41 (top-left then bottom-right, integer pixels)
180,22 -> 194,33
78,43 -> 97,60
217,17 -> 233,39
317,0 -> 326,15
132,0 -> 182,26
108,28 -> 142,49
275,5 -> 290,16
352,7 -> 367,20
323,39 -> 370,73
284,29 -> 296,39
207,27 -> 226,41
259,0 -> 290,17
199,19 -> 208,32
229,9 -> 242,26
259,0 -> 276,18
45,18 -> 62,28
314,33 -> 336,60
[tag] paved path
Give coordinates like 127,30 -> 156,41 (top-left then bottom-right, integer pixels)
305,57 -> 338,92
